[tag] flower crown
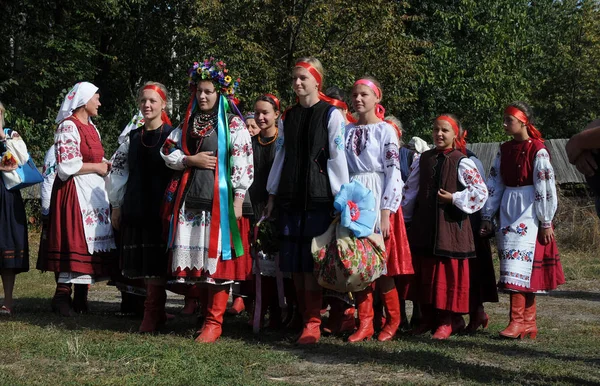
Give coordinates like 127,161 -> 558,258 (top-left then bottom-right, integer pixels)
188,57 -> 240,97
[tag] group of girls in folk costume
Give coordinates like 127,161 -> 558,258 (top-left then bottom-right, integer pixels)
160,59 -> 254,343
37,82 -> 117,317
108,82 -> 175,332
481,102 -> 564,339
0,102 -> 30,316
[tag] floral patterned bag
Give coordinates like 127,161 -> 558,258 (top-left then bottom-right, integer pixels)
311,181 -> 387,292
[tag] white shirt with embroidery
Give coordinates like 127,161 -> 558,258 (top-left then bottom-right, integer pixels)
266,106 -> 349,196
401,152 -> 489,222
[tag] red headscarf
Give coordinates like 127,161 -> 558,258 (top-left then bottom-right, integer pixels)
142,85 -> 172,126
504,105 -> 543,142
436,115 -> 467,155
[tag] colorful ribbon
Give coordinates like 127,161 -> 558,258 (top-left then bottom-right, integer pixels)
504,106 -> 543,142
142,85 -> 172,126
436,115 -> 467,155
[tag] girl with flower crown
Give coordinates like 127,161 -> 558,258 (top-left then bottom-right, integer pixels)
340,77 -> 412,342
108,82 -> 175,333
481,102 -> 565,340
37,82 -> 116,316
265,57 -> 350,344
402,114 -> 488,339
160,58 -> 254,343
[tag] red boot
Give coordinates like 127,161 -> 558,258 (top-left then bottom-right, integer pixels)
499,292 -> 527,339
466,305 -> 489,333
296,290 -> 322,345
348,286 -> 374,343
432,311 -> 452,340
523,294 -> 538,340
139,284 -> 167,333
378,289 -> 401,342
51,283 -> 73,317
181,285 -> 201,316
227,296 -> 246,315
195,287 -> 229,343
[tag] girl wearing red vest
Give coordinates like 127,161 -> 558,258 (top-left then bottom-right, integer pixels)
402,114 -> 488,339
481,102 -> 565,339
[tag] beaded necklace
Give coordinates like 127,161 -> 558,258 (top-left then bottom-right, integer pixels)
141,124 -> 164,148
257,126 -> 278,146
191,111 -> 218,138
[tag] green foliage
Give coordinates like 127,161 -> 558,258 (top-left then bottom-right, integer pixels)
1,0 -> 600,159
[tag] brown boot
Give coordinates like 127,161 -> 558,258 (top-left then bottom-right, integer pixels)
499,292 -> 527,339
378,289 -> 401,342
72,284 -> 89,314
51,283 -> 72,317
466,305 -> 489,333
195,287 -> 229,343
296,290 -> 322,345
523,294 -> 538,339
348,286 -> 375,343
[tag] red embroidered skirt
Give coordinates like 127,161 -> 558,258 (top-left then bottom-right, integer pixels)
36,178 -> 114,275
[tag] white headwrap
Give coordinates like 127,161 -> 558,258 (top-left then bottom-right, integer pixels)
55,82 -> 99,123
118,111 -> 145,144
408,136 -> 430,154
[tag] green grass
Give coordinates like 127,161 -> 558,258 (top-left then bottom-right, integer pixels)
0,233 -> 599,385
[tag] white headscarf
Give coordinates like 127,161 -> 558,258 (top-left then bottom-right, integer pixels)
55,82 -> 99,123
408,136 -> 430,154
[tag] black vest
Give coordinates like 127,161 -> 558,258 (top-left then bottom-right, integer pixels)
277,101 -> 334,210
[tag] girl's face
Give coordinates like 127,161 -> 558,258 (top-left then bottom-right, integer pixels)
432,119 -> 456,150
351,84 -> 380,116
254,101 -> 279,131
292,67 -> 319,98
84,93 -> 101,117
195,80 -> 218,112
138,89 -> 166,121
503,114 -> 527,137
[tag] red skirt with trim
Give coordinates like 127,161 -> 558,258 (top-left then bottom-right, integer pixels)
416,255 -> 470,314
384,209 -> 414,276
36,177 -> 115,275
170,217 -> 253,282
500,236 -> 565,293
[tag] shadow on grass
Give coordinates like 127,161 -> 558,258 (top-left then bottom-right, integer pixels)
546,290 -> 600,302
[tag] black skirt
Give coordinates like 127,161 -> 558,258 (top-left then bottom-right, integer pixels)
0,183 -> 29,273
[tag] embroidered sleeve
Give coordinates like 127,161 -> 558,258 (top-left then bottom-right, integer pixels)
40,145 -> 57,216
229,116 -> 254,197
533,148 -> 557,227
55,120 -> 83,181
380,123 -> 403,212
401,153 -> 421,222
326,108 -> 350,195
107,139 -> 130,208
266,118 -> 285,195
160,126 -> 185,170
453,158 -> 489,214
481,150 -> 505,220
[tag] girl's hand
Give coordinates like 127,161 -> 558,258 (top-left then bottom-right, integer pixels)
437,189 -> 453,204
0,164 -> 18,172
539,226 -> 554,245
233,196 -> 244,220
380,210 -> 391,239
188,151 -> 217,169
263,195 -> 276,219
480,220 -> 493,236
111,208 -> 121,231
96,162 -> 110,177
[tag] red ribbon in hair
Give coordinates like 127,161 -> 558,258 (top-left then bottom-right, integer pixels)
504,106 -> 543,142
385,120 -> 402,140
264,93 -> 280,111
353,79 -> 385,120
143,85 -> 172,126
437,115 -> 467,155
295,61 -> 356,123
